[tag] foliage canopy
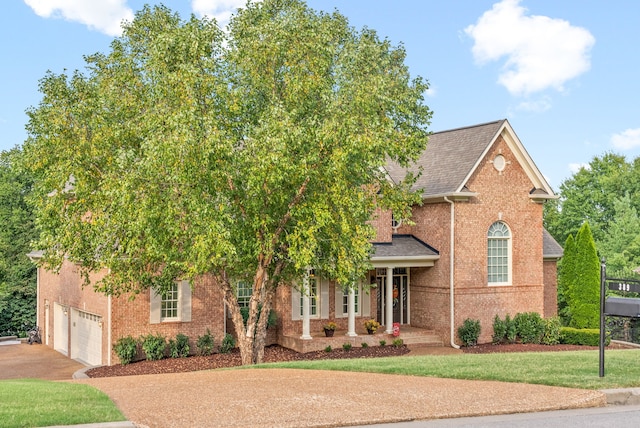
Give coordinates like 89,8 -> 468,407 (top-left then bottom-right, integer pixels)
23,1 -> 431,364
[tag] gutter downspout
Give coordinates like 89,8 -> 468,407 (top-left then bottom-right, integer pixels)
444,197 -> 460,349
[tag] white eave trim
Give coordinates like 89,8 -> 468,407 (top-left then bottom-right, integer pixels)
370,255 -> 439,268
422,191 -> 478,203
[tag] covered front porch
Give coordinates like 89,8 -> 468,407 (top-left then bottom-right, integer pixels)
287,234 -> 441,353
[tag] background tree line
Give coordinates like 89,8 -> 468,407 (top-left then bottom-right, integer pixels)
545,152 -> 640,338
0,148 -> 37,336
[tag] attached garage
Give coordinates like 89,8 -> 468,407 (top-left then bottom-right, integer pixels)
53,303 -> 68,356
70,309 -> 103,366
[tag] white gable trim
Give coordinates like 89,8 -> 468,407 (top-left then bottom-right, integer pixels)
456,119 -> 556,198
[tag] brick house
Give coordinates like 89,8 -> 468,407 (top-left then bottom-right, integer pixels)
30,119 -> 562,366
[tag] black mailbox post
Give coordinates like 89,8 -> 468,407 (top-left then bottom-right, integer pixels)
605,297 -> 640,317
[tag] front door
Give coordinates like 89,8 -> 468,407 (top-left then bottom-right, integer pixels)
376,268 -> 409,325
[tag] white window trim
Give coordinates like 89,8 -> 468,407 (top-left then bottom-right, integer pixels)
292,273 -> 328,321
150,280 -> 192,324
487,221 -> 512,286
335,281 -> 371,318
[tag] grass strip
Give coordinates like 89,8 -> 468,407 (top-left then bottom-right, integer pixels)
0,379 -> 125,428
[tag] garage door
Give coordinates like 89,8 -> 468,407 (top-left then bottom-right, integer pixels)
53,303 -> 68,356
70,309 -> 102,366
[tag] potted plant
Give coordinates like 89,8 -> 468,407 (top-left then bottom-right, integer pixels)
323,321 -> 337,337
364,319 -> 380,334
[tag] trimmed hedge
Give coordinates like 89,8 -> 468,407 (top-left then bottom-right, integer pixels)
560,327 -> 610,346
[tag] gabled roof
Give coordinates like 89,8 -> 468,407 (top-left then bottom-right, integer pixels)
371,234 -> 439,268
386,119 -> 556,201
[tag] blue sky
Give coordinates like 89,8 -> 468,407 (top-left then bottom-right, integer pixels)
1,0 -> 639,188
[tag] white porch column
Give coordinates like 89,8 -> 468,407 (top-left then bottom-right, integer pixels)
346,287 -> 357,337
301,269 -> 312,340
385,267 -> 394,334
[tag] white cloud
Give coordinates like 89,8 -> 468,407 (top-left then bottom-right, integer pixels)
611,128 -> 640,151
464,0 -> 595,96
568,162 -> 590,174
191,0 -> 259,28
24,0 -> 133,37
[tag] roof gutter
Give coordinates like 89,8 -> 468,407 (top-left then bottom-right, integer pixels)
444,197 -> 460,349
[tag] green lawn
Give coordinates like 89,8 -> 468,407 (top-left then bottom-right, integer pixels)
254,348 -> 640,390
0,379 -> 125,428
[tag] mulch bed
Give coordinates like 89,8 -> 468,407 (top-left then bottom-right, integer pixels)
86,344 -> 410,378
86,341 -> 637,378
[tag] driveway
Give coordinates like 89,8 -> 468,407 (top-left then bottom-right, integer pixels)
0,342 -> 607,428
0,341 -> 85,380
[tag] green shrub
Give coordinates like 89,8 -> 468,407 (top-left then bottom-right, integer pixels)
513,312 -> 544,344
342,343 -> 352,351
113,336 -> 138,365
141,333 -> 166,361
324,345 -> 332,352
361,342 -> 369,348
458,318 -> 481,347
560,327 -> 609,346
169,333 -> 190,358
505,314 -> 517,343
219,333 -> 236,354
542,316 -> 561,345
492,314 -> 507,344
379,340 -> 386,347
392,338 -> 404,347
196,328 -> 215,356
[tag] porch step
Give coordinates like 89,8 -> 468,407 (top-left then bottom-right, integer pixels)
396,329 -> 443,347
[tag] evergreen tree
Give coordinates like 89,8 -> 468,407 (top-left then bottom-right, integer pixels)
569,222 -> 600,329
557,234 -> 575,325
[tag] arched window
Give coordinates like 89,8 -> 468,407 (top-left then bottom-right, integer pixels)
487,221 -> 511,285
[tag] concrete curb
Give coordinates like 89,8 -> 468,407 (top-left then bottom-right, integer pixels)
601,388 -> 640,405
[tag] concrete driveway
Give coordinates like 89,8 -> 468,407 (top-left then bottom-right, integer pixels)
0,341 -> 85,380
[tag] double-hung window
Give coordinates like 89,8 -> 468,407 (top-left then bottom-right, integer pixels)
299,270 -> 318,318
150,280 -> 192,323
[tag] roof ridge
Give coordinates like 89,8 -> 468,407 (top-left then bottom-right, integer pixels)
431,119 -> 505,136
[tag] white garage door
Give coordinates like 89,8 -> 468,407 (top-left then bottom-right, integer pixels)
53,303 -> 68,356
70,309 -> 103,366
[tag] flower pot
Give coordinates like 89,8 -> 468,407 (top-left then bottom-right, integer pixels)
367,328 -> 374,335
324,328 -> 334,337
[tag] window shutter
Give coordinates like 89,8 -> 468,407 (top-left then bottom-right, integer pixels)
149,289 -> 161,324
362,284 -> 371,317
335,286 -> 345,318
320,279 -> 329,319
180,280 -> 192,322
291,287 -> 301,321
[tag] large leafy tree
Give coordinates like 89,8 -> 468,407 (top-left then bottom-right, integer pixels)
23,1 -> 431,364
599,194 -> 640,277
0,148 -> 37,335
544,153 -> 637,245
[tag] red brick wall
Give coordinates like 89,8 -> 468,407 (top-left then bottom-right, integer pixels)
397,134 -> 549,344
37,261 -> 109,363
110,274 -> 225,365
38,261 -> 226,366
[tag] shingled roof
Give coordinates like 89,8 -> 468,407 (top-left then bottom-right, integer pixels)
543,229 -> 564,259
385,119 -> 555,200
